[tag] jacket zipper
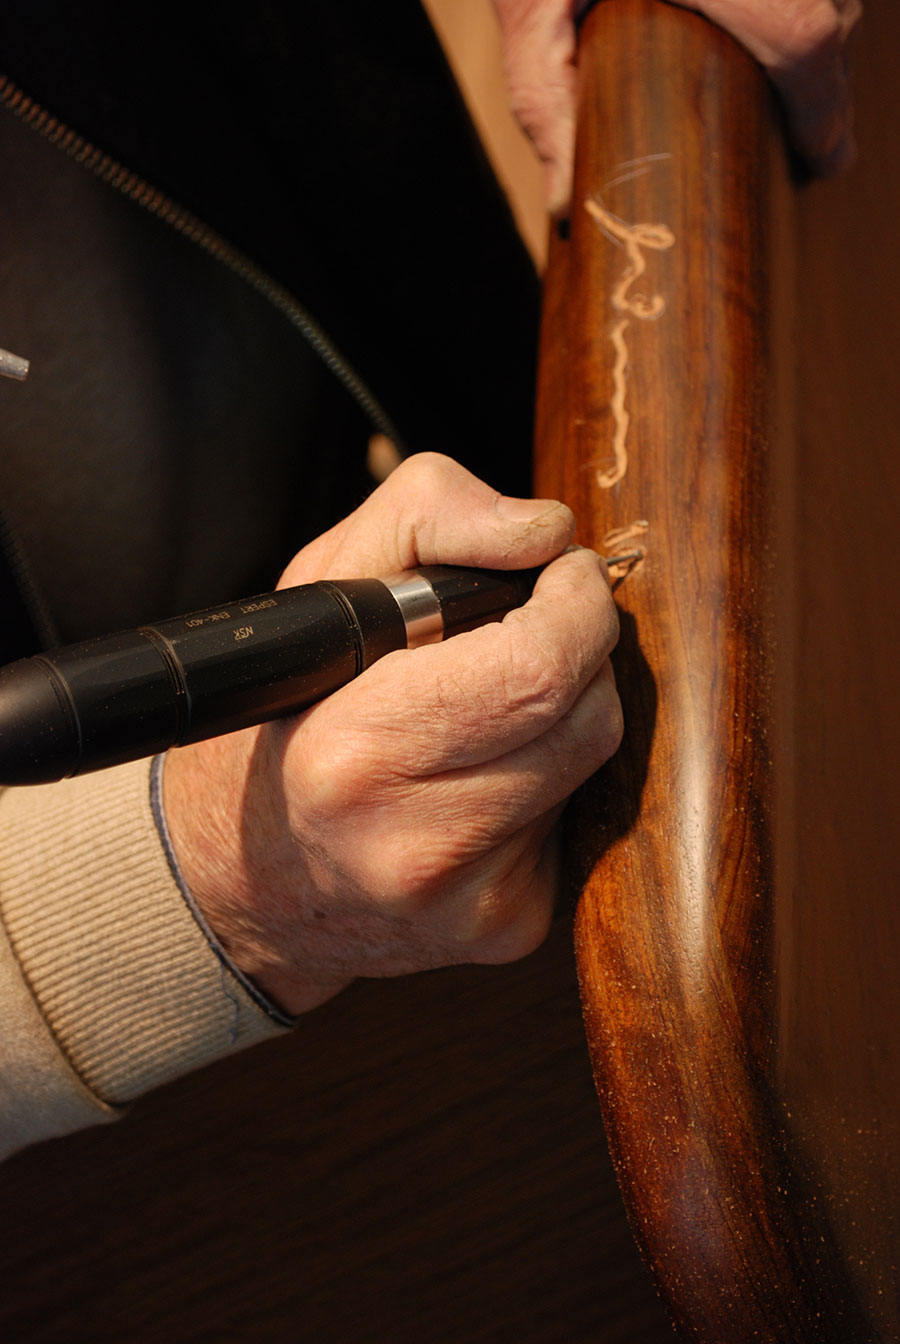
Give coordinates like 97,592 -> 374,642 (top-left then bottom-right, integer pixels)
0,73 -> 405,452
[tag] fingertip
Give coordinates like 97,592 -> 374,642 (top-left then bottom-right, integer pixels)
530,546 -> 619,642
544,543 -> 607,579
492,494 -> 576,564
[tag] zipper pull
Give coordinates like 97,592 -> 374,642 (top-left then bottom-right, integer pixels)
0,347 -> 30,380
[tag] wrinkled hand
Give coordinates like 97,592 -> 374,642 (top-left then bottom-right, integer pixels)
163,455 -> 622,1014
492,0 -> 862,214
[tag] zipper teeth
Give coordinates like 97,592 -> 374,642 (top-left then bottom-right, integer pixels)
0,73 -> 404,450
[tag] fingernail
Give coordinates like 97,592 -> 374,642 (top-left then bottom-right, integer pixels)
495,495 -> 563,522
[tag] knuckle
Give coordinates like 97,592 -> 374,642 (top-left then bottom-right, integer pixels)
381,452 -> 473,559
293,725 -> 372,819
473,891 -> 554,965
466,838 -> 558,964
502,632 -> 578,725
388,450 -> 454,497
367,830 -> 450,913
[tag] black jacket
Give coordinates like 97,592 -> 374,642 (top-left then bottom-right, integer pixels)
0,0 -> 540,660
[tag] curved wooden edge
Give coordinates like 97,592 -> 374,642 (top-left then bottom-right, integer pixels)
535,2 -> 877,1338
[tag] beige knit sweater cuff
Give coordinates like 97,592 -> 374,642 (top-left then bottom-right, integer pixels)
0,757 -> 289,1152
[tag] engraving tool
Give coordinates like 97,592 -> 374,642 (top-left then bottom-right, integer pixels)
0,555 -> 640,785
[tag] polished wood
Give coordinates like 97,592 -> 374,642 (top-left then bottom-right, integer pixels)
535,0 -> 900,1339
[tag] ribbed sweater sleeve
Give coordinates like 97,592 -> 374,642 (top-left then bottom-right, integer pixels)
0,757 -> 290,1159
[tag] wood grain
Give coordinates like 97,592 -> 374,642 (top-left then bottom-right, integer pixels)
535,0 -> 889,1337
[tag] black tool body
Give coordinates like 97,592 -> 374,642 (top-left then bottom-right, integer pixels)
0,566 -> 534,785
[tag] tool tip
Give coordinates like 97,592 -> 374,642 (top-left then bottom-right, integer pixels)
603,549 -> 644,567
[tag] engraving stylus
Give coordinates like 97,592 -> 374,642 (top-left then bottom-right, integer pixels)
0,555 -> 641,786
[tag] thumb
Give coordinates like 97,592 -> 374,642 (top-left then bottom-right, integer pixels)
279,452 -> 575,586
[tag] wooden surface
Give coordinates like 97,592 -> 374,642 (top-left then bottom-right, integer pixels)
535,0 -> 900,1339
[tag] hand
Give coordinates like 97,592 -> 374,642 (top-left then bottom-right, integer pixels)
163,454 -> 623,1014
492,0 -> 861,215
